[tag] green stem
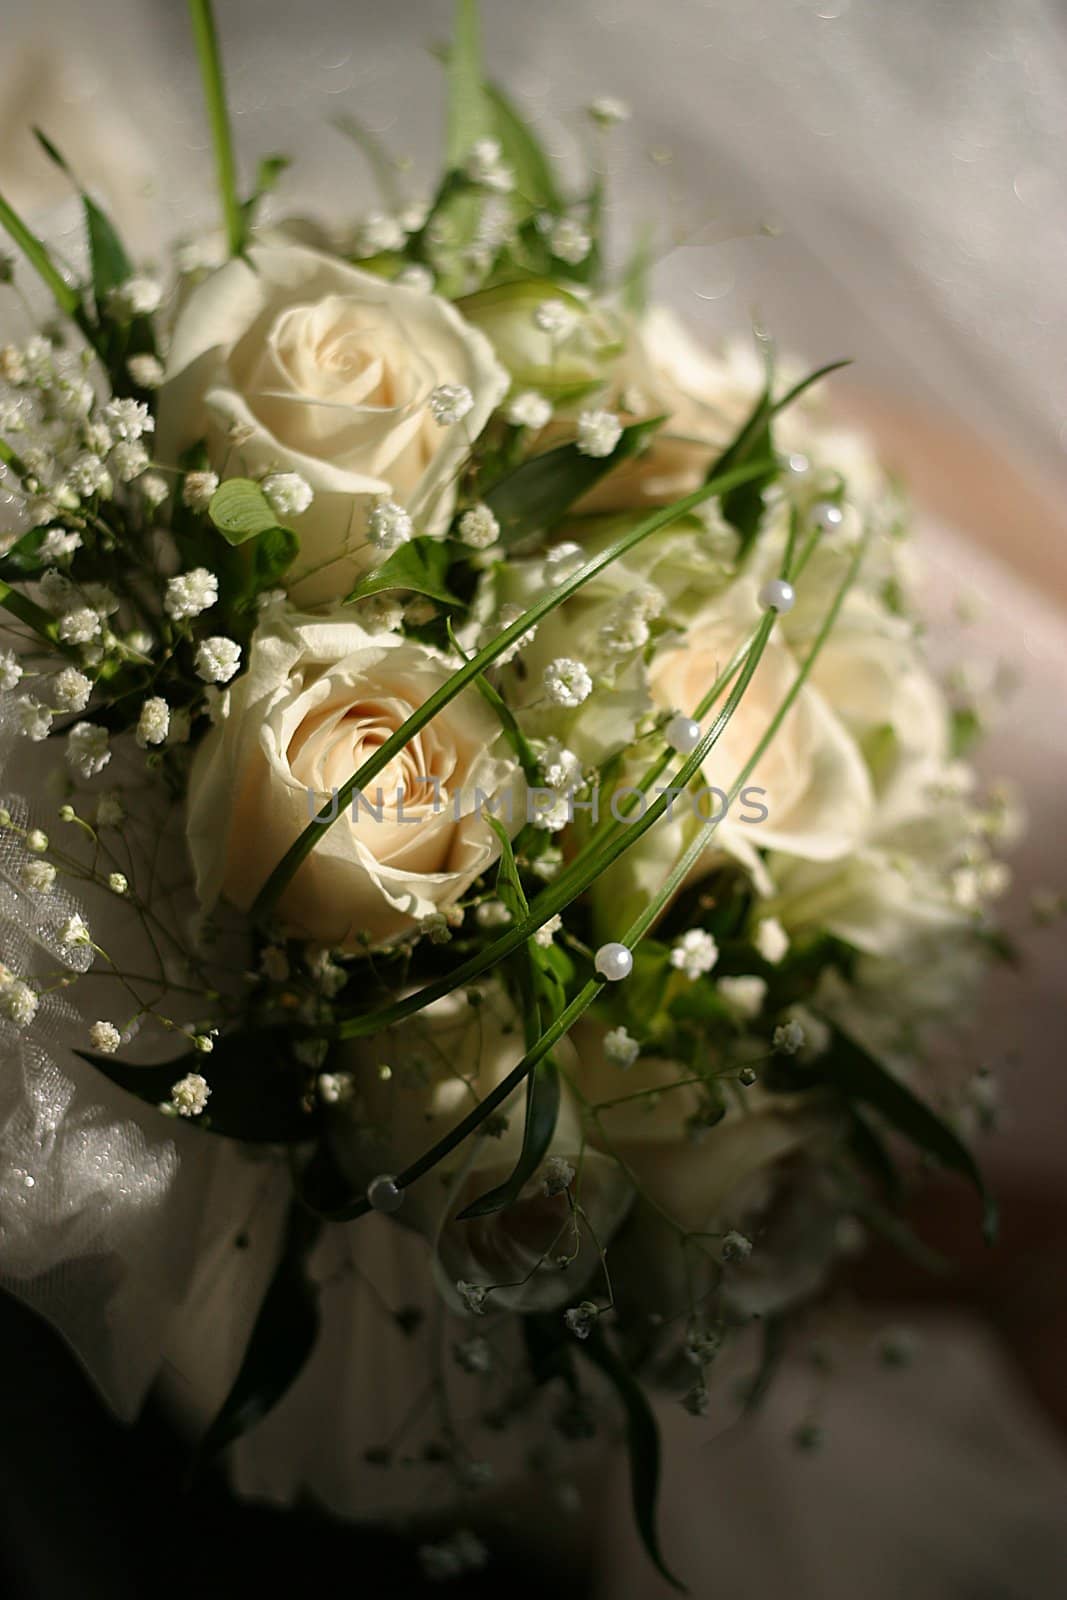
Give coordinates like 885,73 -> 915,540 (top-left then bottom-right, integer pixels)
0,191 -> 90,338
188,0 -> 244,257
250,457 -> 770,927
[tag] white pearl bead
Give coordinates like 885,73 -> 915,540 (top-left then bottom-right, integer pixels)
665,714 -> 702,754
758,578 -> 796,614
366,1174 -> 404,1213
810,500 -> 844,531
594,942 -> 633,982
784,451 -> 810,476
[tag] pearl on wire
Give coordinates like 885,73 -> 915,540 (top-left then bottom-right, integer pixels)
758,577 -> 796,614
366,1174 -> 404,1213
810,500 -> 844,531
594,942 -> 633,982
665,714 -> 702,754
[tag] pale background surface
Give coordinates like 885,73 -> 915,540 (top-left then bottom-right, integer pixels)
1,3 -> 1066,1593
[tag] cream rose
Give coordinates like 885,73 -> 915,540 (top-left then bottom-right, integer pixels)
330,987 -> 634,1313
186,609 -> 523,946
159,243 -> 508,605
571,1021 -> 841,1314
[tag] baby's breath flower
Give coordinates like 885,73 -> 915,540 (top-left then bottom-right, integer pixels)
453,1335 -> 492,1375
549,218 -> 592,265
39,570 -> 73,611
192,1032 -> 215,1054
576,408 -> 622,458
195,636 -> 242,684
534,298 -> 577,338
181,470 -> 219,512
599,597 -> 651,654
16,697 -> 53,741
543,658 -> 592,708
0,977 -> 38,1027
20,859 -> 55,893
717,975 -> 767,1019
491,603 -> 538,665
563,1301 -> 599,1340
95,794 -> 124,827
102,397 -> 154,442
107,275 -> 163,318
139,471 -> 169,508
0,650 -> 22,690
317,1070 -> 355,1105
354,593 -> 404,632
352,212 -> 406,255
57,804 -> 76,823
25,829 -> 48,853
136,696 -> 170,748
670,929 -> 719,980
604,1025 -> 639,1068
773,1018 -> 806,1055
457,503 -> 499,548
110,441 -> 150,482
367,498 -> 413,549
475,899 -> 512,929
165,566 -> 218,621
533,914 -> 562,948
719,1229 -> 753,1264
542,541 -> 586,586
464,137 -> 514,192
61,913 -> 91,947
753,917 -> 789,965
530,793 -> 571,832
89,1020 -> 121,1053
127,353 -> 165,389
505,390 -> 552,429
262,471 -> 314,518
395,263 -> 435,293
64,452 -> 112,499
51,662 -> 92,713
66,722 -> 110,779
38,528 -> 82,562
542,1155 -> 574,1197
588,95 -> 631,126
539,738 -> 582,792
57,607 -> 101,647
108,871 -> 128,894
419,911 -> 452,945
457,1280 -> 490,1316
170,1071 -> 211,1117
681,1381 -> 710,1417
428,383 -> 474,426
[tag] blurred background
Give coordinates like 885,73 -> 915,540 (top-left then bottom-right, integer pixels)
1,2 -> 1065,1594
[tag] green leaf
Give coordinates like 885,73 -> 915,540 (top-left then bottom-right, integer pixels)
208,478 -> 284,544
344,535 -> 460,606
741,1314 -> 787,1416
0,187 -> 86,331
241,154 -> 291,228
486,416 -> 663,546
581,1327 -> 687,1593
333,115 -> 405,212
446,0 -> 495,167
620,224 -> 655,317
820,1029 -> 997,1243
470,670 -> 540,781
0,526 -> 53,577
76,1028 -> 319,1143
458,1053 -> 560,1219
196,1202 -> 321,1460
252,525 -> 299,588
0,578 -> 68,650
485,81 -> 561,210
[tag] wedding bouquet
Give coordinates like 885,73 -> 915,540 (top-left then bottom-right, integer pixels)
0,1 -> 1014,1583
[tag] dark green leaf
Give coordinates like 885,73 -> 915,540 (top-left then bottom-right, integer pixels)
581,1327 -> 687,1593
196,1202 -> 321,1460
486,416 -> 663,546
208,479 -> 285,544
458,1053 -> 560,1219
471,671 -> 540,782
76,1028 -> 319,1143
344,535 -> 461,605
252,525 -> 299,588
820,1029 -> 997,1243
741,1313 -> 787,1415
847,1106 -> 904,1205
